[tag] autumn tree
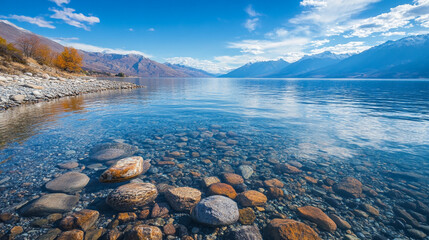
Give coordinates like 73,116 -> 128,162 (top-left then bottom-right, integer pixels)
54,47 -> 83,72
16,35 -> 40,58
0,36 -> 26,63
34,44 -> 54,65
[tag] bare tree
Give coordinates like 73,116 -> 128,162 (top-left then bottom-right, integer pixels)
15,35 -> 40,58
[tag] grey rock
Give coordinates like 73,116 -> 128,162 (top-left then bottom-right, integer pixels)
239,165 -> 254,179
191,195 -> 239,226
10,94 -> 25,102
45,172 -> 89,193
20,193 -> 79,216
225,225 -> 262,240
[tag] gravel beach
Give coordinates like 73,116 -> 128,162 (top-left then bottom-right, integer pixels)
0,72 -> 141,110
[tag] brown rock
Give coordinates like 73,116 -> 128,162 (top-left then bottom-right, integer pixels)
222,173 -> 244,185
47,213 -> 63,223
37,228 -> 61,240
297,206 -> 337,232
157,161 -> 175,165
163,223 -> 176,235
57,230 -> 84,240
265,218 -> 321,240
329,214 -> 351,229
150,203 -> 170,218
362,204 -> 379,216
239,207 -> 256,225
138,208 -> 151,220
165,187 -> 201,212
125,225 -> 162,240
267,187 -> 284,199
57,162 -> 79,169
236,190 -> 267,207
10,226 -> 23,236
102,229 -> 121,240
333,177 -> 363,198
85,228 -> 104,240
106,182 -> 158,211
264,179 -> 284,188
208,183 -> 237,199
191,152 -> 200,158
304,176 -> 318,184
277,163 -> 302,174
0,213 -> 13,223
99,156 -> 145,183
59,209 -> 99,231
202,177 -> 220,188
117,212 -> 137,224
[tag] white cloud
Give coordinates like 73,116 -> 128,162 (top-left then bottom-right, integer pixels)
228,37 -> 310,55
311,39 -> 330,47
265,28 -> 289,38
53,40 -> 152,58
245,5 -> 261,17
49,0 -> 70,6
328,0 -> 429,38
381,31 -> 406,37
311,41 -> 372,55
166,57 -> 231,74
4,15 -> 55,29
50,7 -> 99,30
244,18 -> 259,32
129,28 -> 134,32
148,28 -> 155,32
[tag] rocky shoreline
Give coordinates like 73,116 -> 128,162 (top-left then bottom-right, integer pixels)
0,73 -> 141,110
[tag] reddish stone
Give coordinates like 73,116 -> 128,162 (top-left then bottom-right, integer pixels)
208,183 -> 237,199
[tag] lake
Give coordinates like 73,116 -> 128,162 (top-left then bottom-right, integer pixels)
0,78 -> 428,239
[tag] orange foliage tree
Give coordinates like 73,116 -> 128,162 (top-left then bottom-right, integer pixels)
54,47 -> 83,72
34,44 -> 54,65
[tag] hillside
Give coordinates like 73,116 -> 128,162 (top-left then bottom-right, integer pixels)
164,63 -> 214,77
0,20 -> 209,78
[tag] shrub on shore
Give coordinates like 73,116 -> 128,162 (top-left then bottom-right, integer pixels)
54,47 -> 83,73
0,37 -> 26,64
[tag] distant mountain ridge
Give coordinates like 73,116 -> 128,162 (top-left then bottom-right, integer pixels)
164,63 -> 214,77
220,59 -> 289,78
0,20 -> 210,78
222,35 -> 429,78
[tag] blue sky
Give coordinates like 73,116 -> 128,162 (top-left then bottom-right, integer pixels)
1,0 -> 429,73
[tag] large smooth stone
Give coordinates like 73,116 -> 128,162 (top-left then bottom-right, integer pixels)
20,193 -> 79,216
99,156 -> 145,183
90,143 -> 138,162
106,182 -> 158,211
225,225 -> 262,240
45,172 -> 89,193
236,190 -> 267,207
165,187 -> 201,212
191,195 -> 239,226
297,206 -> 337,232
265,218 -> 321,240
333,177 -> 363,198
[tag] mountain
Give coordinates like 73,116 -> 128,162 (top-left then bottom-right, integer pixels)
0,20 -> 64,53
220,59 -> 289,78
0,20 -> 209,77
164,63 -> 214,77
269,51 -> 350,77
303,34 -> 429,78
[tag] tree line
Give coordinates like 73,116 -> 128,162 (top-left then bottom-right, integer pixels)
0,35 -> 83,73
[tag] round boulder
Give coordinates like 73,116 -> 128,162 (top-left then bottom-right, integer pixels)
45,172 -> 89,193
99,156 -> 146,183
165,187 -> 201,212
20,193 -> 79,217
90,143 -> 138,162
106,182 -> 158,211
191,195 -> 239,226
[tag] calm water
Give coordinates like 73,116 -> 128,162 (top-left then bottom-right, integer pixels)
0,78 -> 429,239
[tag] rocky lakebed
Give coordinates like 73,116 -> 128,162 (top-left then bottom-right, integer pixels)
0,126 -> 428,240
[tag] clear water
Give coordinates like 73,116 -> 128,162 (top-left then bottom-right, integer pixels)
0,78 -> 429,238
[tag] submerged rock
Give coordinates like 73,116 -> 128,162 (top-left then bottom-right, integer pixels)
236,190 -> 267,207
165,187 -> 201,212
222,173 -> 244,185
297,206 -> 337,232
125,225 -> 162,240
239,165 -> 254,179
20,193 -> 79,216
99,156 -> 146,183
225,225 -> 262,240
191,195 -> 239,226
45,172 -> 89,193
90,142 -> 138,162
208,183 -> 237,199
106,182 -> 158,211
333,177 -> 363,198
59,209 -> 99,231
265,218 -> 321,240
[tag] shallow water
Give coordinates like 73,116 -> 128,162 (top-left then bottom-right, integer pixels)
0,78 -> 429,239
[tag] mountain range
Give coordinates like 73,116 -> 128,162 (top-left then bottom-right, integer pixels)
221,35 -> 429,79
0,20 -> 212,78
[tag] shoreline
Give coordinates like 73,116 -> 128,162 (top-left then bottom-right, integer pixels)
0,73 -> 142,111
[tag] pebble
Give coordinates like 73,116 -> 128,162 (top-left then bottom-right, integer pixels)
236,190 -> 268,207
99,156 -> 146,183
165,187 -> 201,212
191,195 -> 239,226
106,182 -> 158,211
297,206 -> 337,232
